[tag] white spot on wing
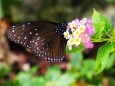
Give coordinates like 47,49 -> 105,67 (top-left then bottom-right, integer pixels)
24,37 -> 27,39
30,32 -> 32,34
28,23 -> 30,25
23,28 -> 25,30
22,24 -> 25,27
36,33 -> 38,35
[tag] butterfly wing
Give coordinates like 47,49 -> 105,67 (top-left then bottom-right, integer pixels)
7,21 -> 67,62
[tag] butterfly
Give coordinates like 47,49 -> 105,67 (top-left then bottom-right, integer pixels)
7,21 -> 67,62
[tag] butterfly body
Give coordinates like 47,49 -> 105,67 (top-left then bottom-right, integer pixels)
7,21 -> 67,62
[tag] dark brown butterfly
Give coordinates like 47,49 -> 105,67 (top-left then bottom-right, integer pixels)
7,21 -> 67,62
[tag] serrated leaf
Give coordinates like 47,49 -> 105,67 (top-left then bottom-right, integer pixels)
96,43 -> 114,74
92,9 -> 112,38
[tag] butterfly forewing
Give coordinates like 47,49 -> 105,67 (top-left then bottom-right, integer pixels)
7,21 -> 67,62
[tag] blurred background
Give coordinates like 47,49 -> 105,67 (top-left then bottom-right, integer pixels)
0,0 -> 115,86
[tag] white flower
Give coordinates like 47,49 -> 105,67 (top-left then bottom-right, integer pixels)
71,28 -> 75,32
63,31 -> 70,39
74,37 -> 81,46
68,45 -> 72,50
73,29 -> 80,37
70,20 -> 76,28
67,37 -> 74,45
78,25 -> 85,33
69,34 -> 75,39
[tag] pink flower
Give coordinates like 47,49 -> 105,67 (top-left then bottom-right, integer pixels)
75,19 -> 80,25
83,41 -> 94,49
65,18 -> 95,50
86,19 -> 92,24
67,22 -> 71,29
67,43 -> 72,50
80,18 -> 87,25
80,33 -> 90,43
85,25 -> 94,35
75,19 -> 79,23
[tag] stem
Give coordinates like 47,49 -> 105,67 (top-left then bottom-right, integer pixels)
106,33 -> 112,38
91,36 -> 115,43
112,40 -> 115,42
91,38 -> 109,42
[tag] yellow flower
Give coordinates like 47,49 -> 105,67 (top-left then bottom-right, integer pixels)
74,37 -> 81,46
78,25 -> 85,33
63,31 -> 70,39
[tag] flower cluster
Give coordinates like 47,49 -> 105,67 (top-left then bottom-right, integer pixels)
63,18 -> 95,50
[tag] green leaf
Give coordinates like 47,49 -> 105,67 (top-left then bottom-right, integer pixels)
92,9 -> 112,38
81,59 -> 95,79
96,43 -> 114,74
0,0 -> 4,18
29,65 -> 39,75
56,73 -> 76,86
31,77 -> 45,86
16,72 -> 31,86
45,65 -> 61,81
105,52 -> 115,69
0,64 -> 10,77
70,52 -> 83,70
1,80 -> 16,86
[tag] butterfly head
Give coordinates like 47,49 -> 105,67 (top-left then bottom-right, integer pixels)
55,22 -> 67,36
